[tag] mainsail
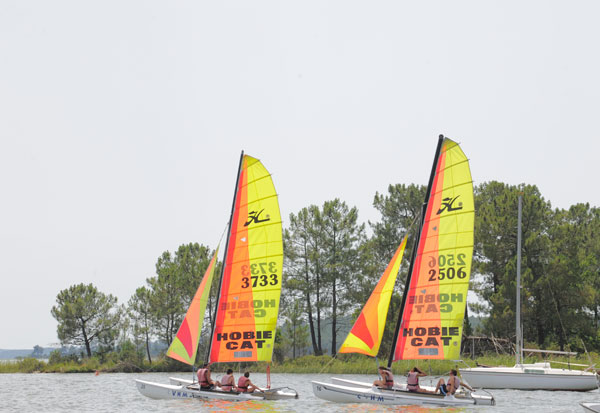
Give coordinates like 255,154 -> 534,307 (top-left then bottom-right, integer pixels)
209,154 -> 283,363
338,235 -> 408,357
391,136 -> 474,362
166,247 -> 220,365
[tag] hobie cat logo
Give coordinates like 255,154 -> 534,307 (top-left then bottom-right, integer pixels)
244,209 -> 270,226
437,196 -> 463,215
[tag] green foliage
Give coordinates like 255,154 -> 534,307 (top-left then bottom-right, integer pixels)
51,283 -> 122,358
283,200 -> 366,356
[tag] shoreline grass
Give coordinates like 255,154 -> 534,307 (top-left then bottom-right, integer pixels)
2,351 -> 598,375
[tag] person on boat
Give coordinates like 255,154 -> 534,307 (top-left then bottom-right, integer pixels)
373,366 -> 395,389
219,368 -> 235,392
237,371 -> 263,393
406,366 -> 431,393
197,363 -> 216,390
435,369 -> 473,396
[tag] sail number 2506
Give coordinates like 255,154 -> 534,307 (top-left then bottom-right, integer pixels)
241,261 -> 279,288
427,253 -> 467,281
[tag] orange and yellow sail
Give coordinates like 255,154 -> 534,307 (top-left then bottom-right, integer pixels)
167,248 -> 219,365
339,235 -> 408,356
209,154 -> 283,363
393,137 -> 474,361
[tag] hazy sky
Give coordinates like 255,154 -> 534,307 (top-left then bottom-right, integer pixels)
1,1 -> 599,349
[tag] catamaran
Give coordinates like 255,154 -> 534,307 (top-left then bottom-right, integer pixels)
459,195 -> 599,391
313,135 -> 494,406
136,153 -> 298,401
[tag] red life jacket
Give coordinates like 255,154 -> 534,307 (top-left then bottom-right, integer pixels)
407,371 -> 419,386
221,374 -> 234,391
198,368 -> 209,386
237,376 -> 249,392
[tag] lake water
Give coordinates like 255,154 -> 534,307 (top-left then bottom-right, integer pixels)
1,372 -> 598,412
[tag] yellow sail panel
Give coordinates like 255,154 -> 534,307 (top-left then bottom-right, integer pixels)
167,248 -> 219,365
394,138 -> 474,360
209,155 -> 283,363
339,235 -> 408,356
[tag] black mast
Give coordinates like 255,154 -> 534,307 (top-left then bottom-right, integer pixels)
205,150 -> 245,365
387,135 -> 445,368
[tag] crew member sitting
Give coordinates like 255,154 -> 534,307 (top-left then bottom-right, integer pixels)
435,369 -> 473,396
197,363 -> 215,390
237,371 -> 263,393
406,366 -> 431,393
373,366 -> 395,389
220,368 -> 235,392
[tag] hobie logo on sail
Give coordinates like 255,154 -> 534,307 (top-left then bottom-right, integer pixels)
244,209 -> 271,226
437,196 -> 463,215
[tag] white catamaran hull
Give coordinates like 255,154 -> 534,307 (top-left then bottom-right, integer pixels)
312,380 -> 494,407
581,402 -> 600,413
168,377 -> 298,400
135,379 -> 263,401
460,363 -> 599,391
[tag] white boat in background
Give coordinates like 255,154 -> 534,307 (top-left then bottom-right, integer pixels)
313,136 -> 494,407
581,402 -> 600,413
460,196 -> 599,391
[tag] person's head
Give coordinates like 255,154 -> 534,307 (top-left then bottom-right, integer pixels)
449,369 -> 457,376
227,368 -> 233,374
244,372 -> 250,378
411,367 -> 419,373
202,363 -> 209,369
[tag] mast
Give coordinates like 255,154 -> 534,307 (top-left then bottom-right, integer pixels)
205,150 -> 245,364
387,135 -> 445,368
515,195 -> 523,365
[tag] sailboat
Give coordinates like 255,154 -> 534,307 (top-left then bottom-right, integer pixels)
459,195 -> 599,391
312,135 -> 494,406
136,152 -> 298,401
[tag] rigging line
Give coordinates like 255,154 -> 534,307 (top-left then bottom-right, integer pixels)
318,354 -> 338,375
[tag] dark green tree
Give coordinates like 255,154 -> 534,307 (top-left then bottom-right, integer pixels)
128,286 -> 153,363
51,283 -> 122,357
284,205 -> 326,355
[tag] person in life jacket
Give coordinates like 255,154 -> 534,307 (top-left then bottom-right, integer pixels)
237,372 -> 263,393
197,363 -> 216,390
435,369 -> 474,396
219,369 -> 235,392
373,366 -> 395,389
406,366 -> 432,393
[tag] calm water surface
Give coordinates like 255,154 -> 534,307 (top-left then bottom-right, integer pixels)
1,372 -> 598,412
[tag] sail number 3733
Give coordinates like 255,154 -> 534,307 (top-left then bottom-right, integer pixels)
428,253 -> 467,281
241,262 -> 279,288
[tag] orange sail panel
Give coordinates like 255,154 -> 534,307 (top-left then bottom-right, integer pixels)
393,138 -> 474,361
209,155 -> 283,363
339,235 -> 408,356
166,247 -> 219,365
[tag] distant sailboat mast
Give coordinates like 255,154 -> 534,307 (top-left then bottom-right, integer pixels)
515,194 -> 523,366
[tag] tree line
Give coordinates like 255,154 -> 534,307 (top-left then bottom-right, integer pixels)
51,181 -> 600,364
